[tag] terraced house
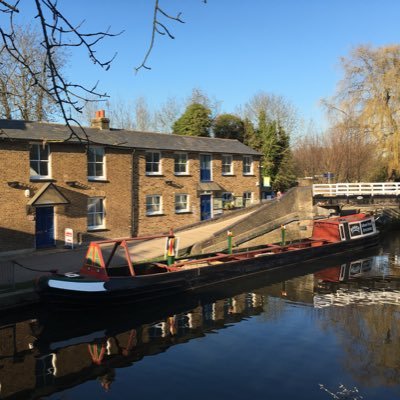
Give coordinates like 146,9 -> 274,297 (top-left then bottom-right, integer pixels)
0,111 -> 261,252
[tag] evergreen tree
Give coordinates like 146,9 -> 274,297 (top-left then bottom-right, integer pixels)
213,114 -> 245,141
256,110 -> 296,191
172,103 -> 212,137
243,117 -> 261,150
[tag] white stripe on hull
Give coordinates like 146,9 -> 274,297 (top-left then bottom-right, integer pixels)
48,279 -> 106,292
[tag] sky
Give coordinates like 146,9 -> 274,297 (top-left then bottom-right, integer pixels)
8,0 -> 400,131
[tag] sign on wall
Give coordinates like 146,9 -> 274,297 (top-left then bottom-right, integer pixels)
64,228 -> 74,249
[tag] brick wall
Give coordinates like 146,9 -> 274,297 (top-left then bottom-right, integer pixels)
0,141 -> 132,252
135,150 -> 260,236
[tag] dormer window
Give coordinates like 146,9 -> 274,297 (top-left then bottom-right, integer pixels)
88,146 -> 106,181
30,143 -> 51,180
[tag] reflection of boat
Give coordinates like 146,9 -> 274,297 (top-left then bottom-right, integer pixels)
36,214 -> 380,306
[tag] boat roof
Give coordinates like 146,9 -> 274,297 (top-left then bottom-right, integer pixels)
315,213 -> 371,225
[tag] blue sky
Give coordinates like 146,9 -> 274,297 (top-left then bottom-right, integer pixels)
10,0 -> 400,130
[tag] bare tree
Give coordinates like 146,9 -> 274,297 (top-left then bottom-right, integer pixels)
0,1 -> 205,140
0,24 -> 65,120
154,96 -> 182,133
239,91 -> 300,140
324,44 -> 400,179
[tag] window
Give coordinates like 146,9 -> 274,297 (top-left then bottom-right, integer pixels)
30,144 -> 50,179
243,191 -> 253,206
200,154 -> 212,182
88,146 -> 105,180
174,153 -> 188,175
243,156 -> 253,175
175,194 -> 190,213
222,155 -> 233,175
222,192 -> 233,208
146,195 -> 162,215
87,198 -> 105,230
146,152 -> 161,175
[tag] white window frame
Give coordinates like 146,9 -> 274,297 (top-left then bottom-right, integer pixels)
222,154 -> 233,176
175,194 -> 190,213
174,153 -> 189,175
146,195 -> 163,215
87,146 -> 106,181
243,191 -> 253,206
30,143 -> 51,180
243,156 -> 253,175
87,197 -> 105,230
200,153 -> 213,182
146,152 -> 162,175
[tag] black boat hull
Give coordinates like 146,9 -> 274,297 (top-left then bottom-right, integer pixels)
37,233 -> 380,307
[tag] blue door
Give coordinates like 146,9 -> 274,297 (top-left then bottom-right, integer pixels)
35,206 -> 55,248
200,195 -> 212,221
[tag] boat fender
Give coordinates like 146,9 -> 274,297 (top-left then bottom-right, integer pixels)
64,272 -> 80,278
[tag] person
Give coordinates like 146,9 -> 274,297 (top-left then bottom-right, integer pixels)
277,190 -> 282,200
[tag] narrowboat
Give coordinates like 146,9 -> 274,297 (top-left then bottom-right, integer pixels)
35,213 -> 380,307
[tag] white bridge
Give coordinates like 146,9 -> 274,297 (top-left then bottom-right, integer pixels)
313,182 -> 400,197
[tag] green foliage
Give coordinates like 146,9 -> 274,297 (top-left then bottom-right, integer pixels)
253,110 -> 296,191
213,114 -> 245,141
172,103 -> 212,137
243,117 -> 261,150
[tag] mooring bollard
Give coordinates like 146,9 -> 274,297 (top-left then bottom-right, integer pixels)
281,225 -> 286,246
227,230 -> 233,254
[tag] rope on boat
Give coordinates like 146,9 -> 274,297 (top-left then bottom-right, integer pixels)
11,260 -> 58,274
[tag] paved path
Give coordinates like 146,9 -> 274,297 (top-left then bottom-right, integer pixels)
0,209 -> 255,286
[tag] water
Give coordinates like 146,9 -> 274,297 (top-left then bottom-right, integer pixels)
1,232 -> 400,400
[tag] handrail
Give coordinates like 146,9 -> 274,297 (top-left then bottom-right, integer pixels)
313,182 -> 400,196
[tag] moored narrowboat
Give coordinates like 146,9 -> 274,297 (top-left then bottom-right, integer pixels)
36,213 -> 380,307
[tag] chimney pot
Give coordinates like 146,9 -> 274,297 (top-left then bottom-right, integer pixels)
91,110 -> 110,130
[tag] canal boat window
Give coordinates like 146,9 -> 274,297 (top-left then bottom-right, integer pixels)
361,219 -> 374,234
175,194 -> 190,213
243,156 -> 253,175
30,143 -> 51,180
87,197 -> 105,230
222,155 -> 233,175
146,152 -> 162,175
146,195 -> 162,215
349,222 -> 361,237
87,146 -> 106,181
339,224 -> 345,241
174,153 -> 188,175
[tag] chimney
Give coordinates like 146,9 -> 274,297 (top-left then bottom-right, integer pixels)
91,110 -> 110,130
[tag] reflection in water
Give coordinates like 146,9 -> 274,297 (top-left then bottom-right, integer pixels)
0,233 -> 399,399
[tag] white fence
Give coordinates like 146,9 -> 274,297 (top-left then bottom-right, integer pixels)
313,182 -> 400,196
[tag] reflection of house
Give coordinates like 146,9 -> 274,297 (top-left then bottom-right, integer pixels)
0,293 -> 263,398
0,112 -> 260,252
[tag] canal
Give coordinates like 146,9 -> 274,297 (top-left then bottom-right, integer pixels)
1,231 -> 400,399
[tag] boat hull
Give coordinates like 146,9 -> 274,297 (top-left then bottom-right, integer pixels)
37,233 -> 380,307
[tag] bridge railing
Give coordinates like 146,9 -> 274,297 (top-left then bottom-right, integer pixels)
313,182 -> 400,196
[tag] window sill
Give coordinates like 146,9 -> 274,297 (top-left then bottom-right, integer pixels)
222,174 -> 235,177
87,228 -> 108,232
175,211 -> 192,214
174,173 -> 191,177
146,213 -> 165,217
30,178 -> 55,182
145,174 -> 164,177
243,174 -> 256,177
88,178 -> 109,183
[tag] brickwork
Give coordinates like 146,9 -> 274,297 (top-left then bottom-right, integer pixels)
136,150 -> 260,236
0,141 -> 132,252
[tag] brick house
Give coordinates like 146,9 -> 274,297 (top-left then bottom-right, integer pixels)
0,113 -> 261,253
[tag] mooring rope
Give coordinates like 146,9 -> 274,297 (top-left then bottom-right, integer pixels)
11,260 -> 58,274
